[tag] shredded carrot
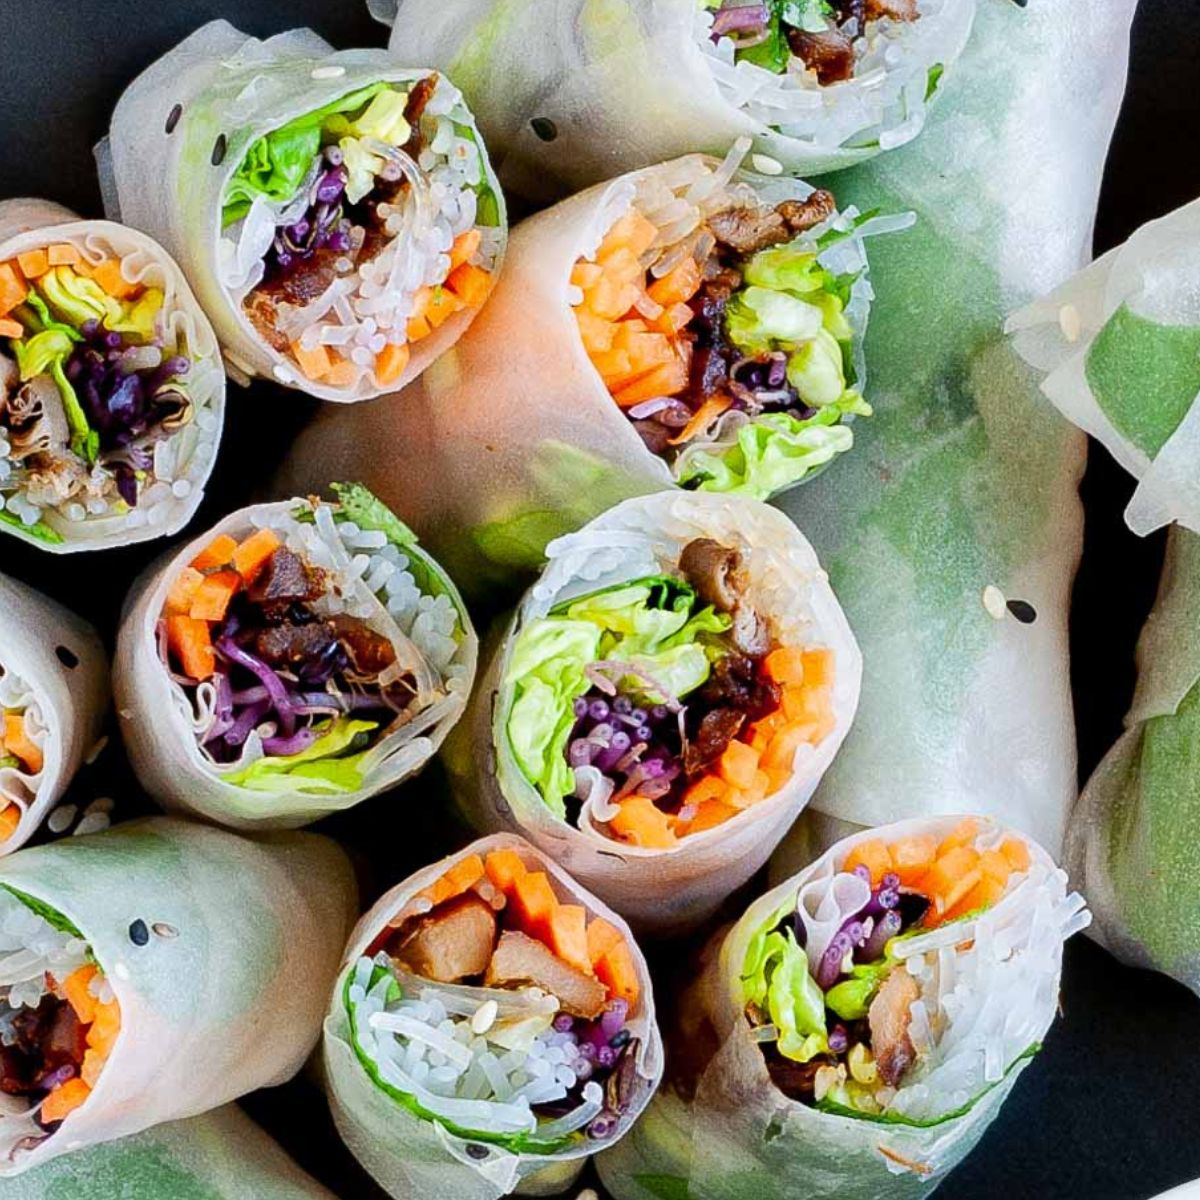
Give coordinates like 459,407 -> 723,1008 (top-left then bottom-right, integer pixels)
668,393 -> 733,445
374,341 -> 411,388
47,244 -> 81,267
291,338 -> 332,381
190,534 -> 238,572
231,529 -> 281,583
419,854 -> 485,908
166,614 -> 215,681
446,262 -> 492,309
0,262 -> 27,316
323,360 -> 359,389
15,249 -> 49,279
448,228 -> 482,272
609,795 -> 678,849
0,317 -> 22,340
484,849 -> 527,893
87,258 -> 141,300
41,1078 -> 90,1124
0,805 -> 20,842
62,965 -> 99,1024
166,566 -> 205,615
2,713 -> 43,775
188,570 -> 241,623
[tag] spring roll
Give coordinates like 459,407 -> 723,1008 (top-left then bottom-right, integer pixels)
115,484 -> 476,829
370,0 -> 976,200
323,834 -> 662,1199
757,0 -> 1135,856
100,20 -> 506,402
1007,197 -> 1200,537
0,1106 -> 335,1199
0,815 -> 355,1175
442,491 -> 860,933
279,143 -> 904,593
0,572 -> 108,855
0,199 -> 223,552
1067,527 -> 1200,995
597,815 -> 1089,1199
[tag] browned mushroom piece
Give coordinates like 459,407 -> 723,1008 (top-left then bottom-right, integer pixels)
786,27 -> 857,85
867,965 -> 921,1087
247,547 -> 326,608
865,0 -> 920,21
776,190 -> 838,234
484,930 -> 608,1019
329,614 -> 398,676
707,207 -> 793,256
394,894 -> 498,984
679,538 -> 745,611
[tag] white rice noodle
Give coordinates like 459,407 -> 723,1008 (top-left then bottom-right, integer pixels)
780,816 -> 1089,1123
217,74 -> 500,396
696,0 -> 976,154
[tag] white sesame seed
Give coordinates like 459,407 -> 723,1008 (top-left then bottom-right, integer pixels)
84,736 -> 108,765
113,962 -> 131,981
470,1000 -> 499,1035
85,796 -> 116,816
73,812 -> 111,837
1058,303 -> 1082,343
982,584 -> 1007,621
311,65 -> 346,80
47,805 -> 77,834
751,152 -> 784,176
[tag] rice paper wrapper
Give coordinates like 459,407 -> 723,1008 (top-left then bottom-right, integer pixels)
0,199 -> 224,552
0,816 -> 356,1175
442,491 -> 861,934
598,815 -> 1082,1200
1066,526 -> 1200,994
0,572 -> 108,855
276,155 -> 886,598
372,0 -> 976,201
114,497 -> 478,830
100,20 -> 507,402
1008,197 -> 1200,537
763,0 -> 1135,857
322,832 -> 664,1199
0,1106 -> 335,1199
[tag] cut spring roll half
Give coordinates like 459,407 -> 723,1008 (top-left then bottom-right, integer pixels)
0,200 -> 223,551
1007,196 -> 1200,537
596,816 -> 1089,1200
115,485 -> 476,828
448,491 -> 861,932
374,0 -> 974,199
324,835 -> 663,1199
0,571 -> 108,856
572,141 -> 887,498
277,147 -> 901,595
101,21 -> 506,401
0,816 -> 356,1175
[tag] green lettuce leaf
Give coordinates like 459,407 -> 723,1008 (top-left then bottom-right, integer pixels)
742,923 -> 828,1063
223,717 -> 378,794
0,509 -> 64,545
221,83 -> 390,225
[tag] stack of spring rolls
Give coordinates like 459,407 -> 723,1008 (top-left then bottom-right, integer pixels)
101,21 -> 507,402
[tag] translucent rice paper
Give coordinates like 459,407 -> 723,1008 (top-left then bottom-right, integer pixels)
1008,198 -> 1200,537
0,199 -> 224,552
442,491 -> 861,934
322,833 -> 664,1199
0,1106 -> 336,1199
0,816 -> 356,1176
1067,528 -> 1200,997
113,498 -> 478,830
370,0 -> 975,202
277,156 -> 883,601
99,20 -> 507,402
0,570 -> 108,855
597,815 -> 1081,1200
764,0 -> 1135,858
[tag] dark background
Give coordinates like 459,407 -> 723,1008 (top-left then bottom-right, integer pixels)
1,2 -> 1198,1197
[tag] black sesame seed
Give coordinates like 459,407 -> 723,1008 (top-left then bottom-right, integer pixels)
530,117 -> 558,143
128,919 -> 150,946
54,646 -> 79,669
165,103 -> 183,135
465,1143 -> 489,1160
211,134 -> 227,166
1007,599 -> 1037,624
1008,0 -> 1028,7
609,1029 -> 631,1049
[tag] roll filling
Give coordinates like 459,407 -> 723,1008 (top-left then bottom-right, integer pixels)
742,818 -> 1085,1121
346,848 -> 644,1150
505,535 -> 837,847
0,887 -> 120,1155
160,485 -> 470,796
222,75 -> 502,393
0,242 -> 216,546
572,146 -> 876,497
0,670 -> 45,846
